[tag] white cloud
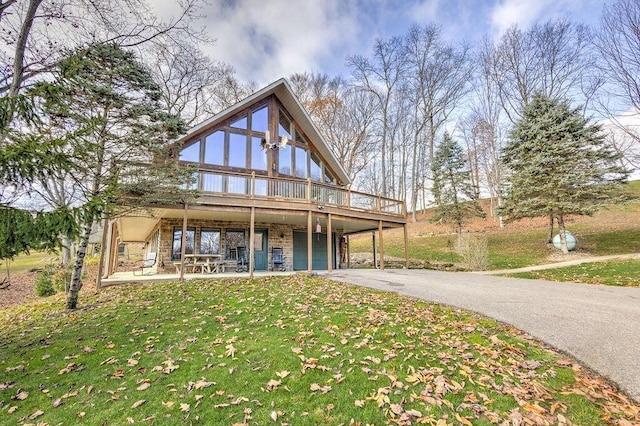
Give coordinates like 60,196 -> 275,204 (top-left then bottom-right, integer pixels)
197,0 -> 360,84
490,0 -> 554,35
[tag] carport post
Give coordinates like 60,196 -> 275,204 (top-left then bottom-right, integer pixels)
378,221 -> 385,270
179,204 -> 188,281
249,207 -> 255,279
307,210 -> 313,272
403,223 -> 410,269
96,218 -> 109,291
326,213 -> 332,273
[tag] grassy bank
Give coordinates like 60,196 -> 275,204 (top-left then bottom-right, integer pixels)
1,276 -> 639,425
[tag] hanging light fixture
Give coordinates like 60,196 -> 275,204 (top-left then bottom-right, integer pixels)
262,130 -> 288,151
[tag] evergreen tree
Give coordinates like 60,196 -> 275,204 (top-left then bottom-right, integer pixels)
501,94 -> 628,253
430,133 -> 485,234
27,43 -> 191,309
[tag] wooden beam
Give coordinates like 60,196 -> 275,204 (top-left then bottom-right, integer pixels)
326,213 -> 332,273
378,221 -> 385,270
96,218 -> 109,291
179,204 -> 188,281
403,223 -> 410,269
307,210 -> 313,272
346,234 -> 351,269
108,221 -> 118,276
249,207 -> 255,279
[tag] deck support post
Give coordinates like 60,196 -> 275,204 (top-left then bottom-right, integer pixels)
346,235 -> 351,269
378,221 -> 385,270
249,207 -> 255,279
307,210 -> 313,272
326,213 -> 332,273
403,223 -> 410,269
179,204 -> 188,281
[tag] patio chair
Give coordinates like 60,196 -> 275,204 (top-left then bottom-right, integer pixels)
133,252 -> 157,276
271,247 -> 286,271
236,246 -> 249,272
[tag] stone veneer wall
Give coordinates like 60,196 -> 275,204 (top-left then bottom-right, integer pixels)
151,218 -> 343,273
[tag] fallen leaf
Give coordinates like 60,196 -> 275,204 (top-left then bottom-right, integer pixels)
29,409 -> 44,420
8,406 -> 18,414
132,399 -> 146,409
275,370 -> 290,378
14,391 -> 28,400
355,400 -> 365,408
127,359 -> 139,367
58,363 -> 76,375
162,400 -> 175,408
180,403 -> 190,412
270,410 -> 278,422
137,382 -> 151,391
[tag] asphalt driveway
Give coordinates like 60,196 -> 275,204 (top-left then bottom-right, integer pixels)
324,269 -> 640,402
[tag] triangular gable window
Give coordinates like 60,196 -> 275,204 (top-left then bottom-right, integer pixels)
278,110 -> 291,139
230,115 -> 248,130
179,141 -> 200,162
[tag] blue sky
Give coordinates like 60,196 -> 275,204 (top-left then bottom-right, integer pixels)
165,0 -> 606,84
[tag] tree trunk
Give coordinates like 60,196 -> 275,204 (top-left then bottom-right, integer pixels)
2,260 -> 10,288
66,220 -> 92,309
61,235 -> 71,265
557,214 -> 569,254
547,215 -> 555,243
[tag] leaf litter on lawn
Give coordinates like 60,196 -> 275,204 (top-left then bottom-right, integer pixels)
1,275 -> 639,425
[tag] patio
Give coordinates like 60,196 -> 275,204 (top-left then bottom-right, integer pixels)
100,269 -> 300,287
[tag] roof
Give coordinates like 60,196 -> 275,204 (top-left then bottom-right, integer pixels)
178,78 -> 351,185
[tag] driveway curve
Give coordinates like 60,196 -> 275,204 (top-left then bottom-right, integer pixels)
324,269 -> 640,402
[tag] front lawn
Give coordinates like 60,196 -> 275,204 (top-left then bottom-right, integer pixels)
508,259 -> 640,287
1,276 -> 638,425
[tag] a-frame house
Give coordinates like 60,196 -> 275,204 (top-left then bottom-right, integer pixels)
100,79 -> 407,282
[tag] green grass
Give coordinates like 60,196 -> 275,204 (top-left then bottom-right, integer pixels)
1,251 -> 57,276
2,276 -> 638,425
508,260 -> 640,286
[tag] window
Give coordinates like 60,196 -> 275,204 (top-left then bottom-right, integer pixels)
324,169 -> 336,185
310,152 -> 322,182
251,136 -> 267,170
229,133 -> 247,168
279,144 -> 292,175
253,232 -> 264,252
202,173 -> 223,192
251,106 -> 268,132
225,229 -> 245,259
172,227 -> 195,260
179,141 -> 200,162
204,131 -> 225,166
295,146 -> 308,178
230,115 -> 247,129
200,229 -> 221,254
279,110 -> 292,139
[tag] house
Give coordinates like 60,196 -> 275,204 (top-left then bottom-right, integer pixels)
98,79 -> 408,283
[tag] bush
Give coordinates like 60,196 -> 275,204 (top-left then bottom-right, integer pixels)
34,268 -> 56,297
457,234 -> 489,271
53,268 -> 72,293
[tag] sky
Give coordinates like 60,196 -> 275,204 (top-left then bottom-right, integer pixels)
158,0 -> 607,85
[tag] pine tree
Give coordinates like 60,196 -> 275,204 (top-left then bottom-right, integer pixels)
430,133 -> 485,234
27,43 -> 191,309
501,94 -> 628,253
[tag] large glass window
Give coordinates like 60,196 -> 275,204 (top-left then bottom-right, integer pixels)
279,144 -> 292,175
204,131 -> 225,166
230,115 -> 247,129
279,110 -> 292,139
295,146 -> 308,178
251,136 -> 267,170
202,173 -> 223,192
200,229 -> 221,254
324,169 -> 336,185
225,229 -> 245,260
228,133 -> 247,168
251,106 -> 268,132
172,227 -> 195,260
179,141 -> 200,162
310,152 -> 322,182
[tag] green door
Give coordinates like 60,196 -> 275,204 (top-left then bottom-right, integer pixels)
253,229 -> 268,271
293,231 -> 335,271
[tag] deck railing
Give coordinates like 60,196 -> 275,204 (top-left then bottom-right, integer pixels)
191,169 -> 405,217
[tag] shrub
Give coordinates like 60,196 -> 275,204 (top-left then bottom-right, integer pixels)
457,234 -> 489,271
34,268 -> 55,297
53,267 -> 72,293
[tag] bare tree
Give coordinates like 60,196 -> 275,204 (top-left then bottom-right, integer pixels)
1,0 -> 208,96
347,36 -> 408,198
488,19 -> 594,124
593,0 -> 640,169
289,72 -> 377,185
